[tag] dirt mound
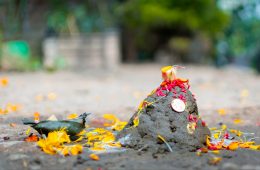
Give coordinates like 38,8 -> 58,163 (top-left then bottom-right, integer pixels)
117,66 -> 210,153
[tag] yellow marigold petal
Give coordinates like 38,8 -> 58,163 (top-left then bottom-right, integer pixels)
239,141 -> 255,148
210,150 -> 220,154
60,147 -> 70,156
138,101 -> 144,110
70,144 -> 83,155
1,77 -> 8,87
6,103 -> 19,112
108,142 -> 121,147
218,109 -> 226,115
229,129 -> 243,137
221,124 -> 227,130
103,114 -> 118,127
210,127 -> 217,131
25,128 -> 31,135
206,136 -> 211,147
90,147 -> 105,151
67,113 -> 78,120
133,116 -> 139,127
233,119 -> 243,124
113,121 -> 127,131
249,145 -> 260,150
213,133 -> 220,139
34,112 -> 40,123
209,157 -> 222,165
228,142 -> 239,151
89,153 -> 100,161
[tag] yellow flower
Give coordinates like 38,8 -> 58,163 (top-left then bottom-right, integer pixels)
37,130 -> 83,156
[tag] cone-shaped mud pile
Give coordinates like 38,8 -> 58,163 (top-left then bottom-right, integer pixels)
117,66 -> 210,153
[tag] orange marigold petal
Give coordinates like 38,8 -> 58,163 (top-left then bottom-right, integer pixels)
89,153 -> 100,161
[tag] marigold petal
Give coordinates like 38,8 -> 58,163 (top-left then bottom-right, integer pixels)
89,153 -> 99,161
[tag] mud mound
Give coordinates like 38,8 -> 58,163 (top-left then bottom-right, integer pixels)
117,66 -> 210,153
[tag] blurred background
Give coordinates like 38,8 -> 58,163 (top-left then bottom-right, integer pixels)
1,0 -> 260,118
0,0 -> 260,72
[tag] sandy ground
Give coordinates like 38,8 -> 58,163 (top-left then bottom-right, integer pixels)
0,64 -> 260,170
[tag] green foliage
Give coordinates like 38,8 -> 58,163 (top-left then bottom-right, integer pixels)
117,0 -> 229,36
46,0 -> 117,33
223,3 -> 260,57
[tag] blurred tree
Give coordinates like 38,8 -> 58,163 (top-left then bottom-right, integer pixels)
217,0 -> 260,70
116,0 -> 229,62
46,0 -> 117,34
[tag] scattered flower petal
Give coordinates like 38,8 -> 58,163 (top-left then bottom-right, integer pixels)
233,119 -> 243,124
67,113 -> 78,120
9,123 -> 16,127
89,153 -> 100,161
208,157 -> 222,165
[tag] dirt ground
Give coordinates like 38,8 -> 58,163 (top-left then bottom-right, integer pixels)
0,64 -> 260,170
